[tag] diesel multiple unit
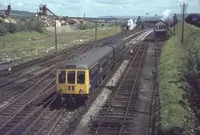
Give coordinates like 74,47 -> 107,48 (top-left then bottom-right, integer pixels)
56,41 -> 126,104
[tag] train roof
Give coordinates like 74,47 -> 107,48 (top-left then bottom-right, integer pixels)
155,20 -> 167,26
63,45 -> 113,69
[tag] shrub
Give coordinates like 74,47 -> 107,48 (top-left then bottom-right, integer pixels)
0,24 -> 7,36
0,19 -> 45,36
34,20 -> 45,33
9,23 -> 20,33
77,23 -> 87,30
77,23 -> 96,30
25,19 -> 45,33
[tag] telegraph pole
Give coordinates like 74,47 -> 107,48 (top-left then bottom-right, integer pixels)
146,13 -> 148,22
173,14 -> 176,35
115,21 -> 117,34
55,20 -> 58,50
180,3 -> 187,44
95,22 -> 97,40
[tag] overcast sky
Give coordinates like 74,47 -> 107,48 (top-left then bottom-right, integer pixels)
0,0 -> 199,17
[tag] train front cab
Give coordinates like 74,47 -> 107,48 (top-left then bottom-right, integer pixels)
56,69 -> 90,103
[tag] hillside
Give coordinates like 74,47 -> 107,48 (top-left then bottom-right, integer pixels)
159,22 -> 200,134
0,10 -> 35,19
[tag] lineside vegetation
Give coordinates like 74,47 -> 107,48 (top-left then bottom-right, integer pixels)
0,19 -> 45,36
159,22 -> 200,134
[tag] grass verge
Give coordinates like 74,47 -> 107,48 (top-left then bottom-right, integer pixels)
0,25 -> 121,64
159,22 -> 200,134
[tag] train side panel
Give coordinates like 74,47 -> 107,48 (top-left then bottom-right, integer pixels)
89,50 -> 114,93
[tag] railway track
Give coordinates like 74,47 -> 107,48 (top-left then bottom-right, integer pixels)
22,103 -> 84,135
0,84 -> 86,135
0,84 -> 56,134
89,42 -> 148,135
2,93 -> 85,135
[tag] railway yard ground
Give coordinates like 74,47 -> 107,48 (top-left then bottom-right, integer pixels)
0,26 -> 155,134
1,22 -> 200,135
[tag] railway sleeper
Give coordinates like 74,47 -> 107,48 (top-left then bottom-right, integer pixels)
0,111 -> 15,116
124,77 -> 134,83
115,94 -> 130,98
111,102 -> 128,107
115,95 -> 130,98
91,120 -> 131,126
110,105 -> 127,109
117,91 -> 132,95
98,111 -> 126,115
120,84 -> 133,88
109,100 -> 128,104
93,129 -> 119,134
105,112 -> 125,115
113,98 -> 129,102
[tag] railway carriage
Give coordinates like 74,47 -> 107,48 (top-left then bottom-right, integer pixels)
56,42 -> 126,104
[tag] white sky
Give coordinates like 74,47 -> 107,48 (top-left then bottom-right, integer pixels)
0,0 -> 199,17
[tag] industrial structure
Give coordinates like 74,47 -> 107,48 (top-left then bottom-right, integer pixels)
0,5 -> 11,18
0,5 -> 15,23
154,20 -> 167,41
36,5 -> 83,27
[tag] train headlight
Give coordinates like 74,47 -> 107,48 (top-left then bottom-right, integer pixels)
59,88 -> 63,93
79,89 -> 84,95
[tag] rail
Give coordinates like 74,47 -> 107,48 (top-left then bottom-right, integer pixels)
4,94 -> 57,135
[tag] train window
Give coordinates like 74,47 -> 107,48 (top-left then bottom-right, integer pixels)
58,70 -> 66,83
68,71 -> 75,84
77,71 -> 85,84
92,67 -> 98,79
100,55 -> 109,69
103,60 -> 108,68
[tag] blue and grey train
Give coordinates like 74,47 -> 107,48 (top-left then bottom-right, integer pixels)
56,40 -> 126,104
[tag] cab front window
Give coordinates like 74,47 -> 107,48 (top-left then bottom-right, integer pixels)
77,71 -> 85,84
58,70 -> 66,83
68,71 -> 75,84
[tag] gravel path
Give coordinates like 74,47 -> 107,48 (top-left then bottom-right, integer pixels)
130,42 -> 156,134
